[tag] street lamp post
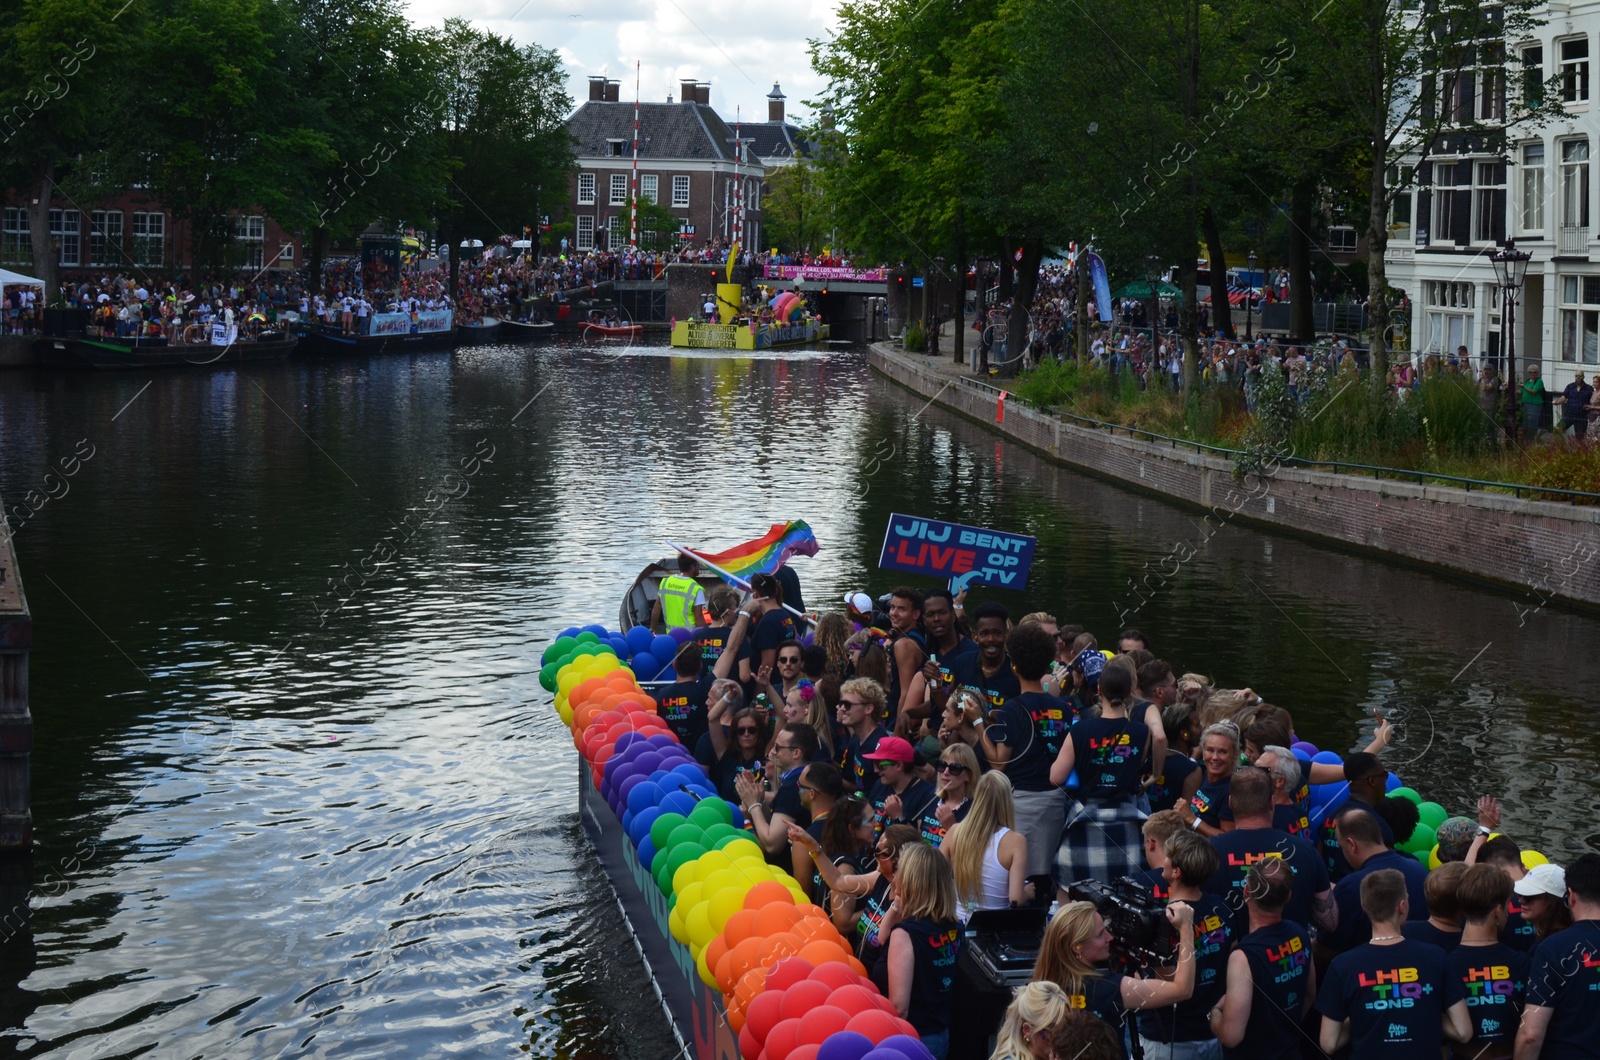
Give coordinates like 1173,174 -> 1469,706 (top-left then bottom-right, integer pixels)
1490,239 -> 1532,442
1245,251 -> 1257,342
1145,254 -> 1162,353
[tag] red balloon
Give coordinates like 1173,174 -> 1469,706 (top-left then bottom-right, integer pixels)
809,962 -> 863,992
893,1018 -> 918,1039
778,979 -> 833,1023
786,1046 -> 821,1060
827,984 -> 880,1016
845,1008 -> 901,1044
796,1005 -> 850,1045
764,1016 -> 804,1060
738,1021 -> 761,1060
764,956 -> 815,993
745,989 -> 787,1045
872,991 -> 897,1014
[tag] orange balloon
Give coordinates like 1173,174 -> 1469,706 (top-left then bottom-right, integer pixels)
847,957 -> 868,977
723,909 -> 760,948
760,931 -> 804,965
753,902 -> 803,939
793,903 -> 828,921
715,948 -> 741,996
729,936 -> 768,987
743,881 -> 796,912
705,934 -> 731,984
797,939 -> 851,968
790,917 -> 835,944
727,994 -> 748,1033
571,677 -> 605,705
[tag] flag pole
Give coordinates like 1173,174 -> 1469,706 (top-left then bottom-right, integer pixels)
666,540 -> 809,623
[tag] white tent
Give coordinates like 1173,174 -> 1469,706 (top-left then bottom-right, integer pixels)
0,267 -> 44,294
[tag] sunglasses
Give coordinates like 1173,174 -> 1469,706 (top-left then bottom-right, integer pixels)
735,726 -> 761,735
839,700 -> 866,709
873,760 -> 898,771
873,848 -> 896,862
777,657 -> 801,665
938,762 -> 969,775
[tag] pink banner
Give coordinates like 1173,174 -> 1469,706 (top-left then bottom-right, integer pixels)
762,264 -> 887,282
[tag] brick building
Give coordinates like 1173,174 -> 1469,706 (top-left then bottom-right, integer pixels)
566,77 -> 764,252
0,192 -> 300,277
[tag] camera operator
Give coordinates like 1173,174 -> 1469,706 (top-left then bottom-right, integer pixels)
1032,897 -> 1196,1053
1136,831 -> 1234,1060
1208,858 -> 1315,1058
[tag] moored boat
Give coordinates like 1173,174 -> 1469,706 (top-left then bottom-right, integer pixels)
34,332 -> 299,369
456,317 -> 502,345
497,318 -> 556,341
580,321 -> 643,341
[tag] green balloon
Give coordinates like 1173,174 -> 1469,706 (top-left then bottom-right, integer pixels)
1413,848 -> 1432,867
1416,802 -> 1447,830
689,799 -> 732,828
576,631 -> 600,645
650,811 -> 689,851
713,831 -> 753,850
539,662 -> 560,692
660,843 -> 708,894
1404,823 -> 1437,854
700,823 -> 743,846
1390,787 -> 1422,805
666,822 -> 707,851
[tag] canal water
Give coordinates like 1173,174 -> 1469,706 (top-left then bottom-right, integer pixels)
0,341 -> 1596,1056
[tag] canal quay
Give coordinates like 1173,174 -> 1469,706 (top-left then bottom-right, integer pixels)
0,341 -> 1593,1054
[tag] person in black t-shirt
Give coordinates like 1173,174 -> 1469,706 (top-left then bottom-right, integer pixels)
947,604 -> 1020,712
1449,864 -> 1529,1058
689,586 -> 742,666
1210,858 -> 1315,1059
736,572 -> 796,692
1317,868 -> 1470,1056
1314,752 -> 1392,880
977,622 -> 1068,880
1176,721 -> 1240,837
737,722 -> 817,867
652,643 -> 712,749
1136,831 -> 1234,1057
882,586 -> 928,729
836,677 -> 891,794
918,589 -> 976,711
1051,663 -> 1150,890
864,735 -> 939,841
867,843 -> 962,1056
1321,807 -> 1430,955
1402,861 -> 1464,952
1518,853 -> 1600,1059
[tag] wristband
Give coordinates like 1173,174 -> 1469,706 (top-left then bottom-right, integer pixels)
1191,816 -> 1202,831
1477,825 -> 1492,836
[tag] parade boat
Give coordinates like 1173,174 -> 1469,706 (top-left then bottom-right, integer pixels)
618,558 -> 726,631
669,283 -> 829,350
580,321 -> 644,340
455,317 -> 502,345
296,307 -> 456,355
35,331 -> 298,369
497,318 -> 556,341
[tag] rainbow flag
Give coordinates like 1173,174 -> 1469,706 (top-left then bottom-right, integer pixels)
690,521 -> 819,584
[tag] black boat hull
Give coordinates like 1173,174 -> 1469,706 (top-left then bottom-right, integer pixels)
297,327 -> 458,356
34,334 -> 298,369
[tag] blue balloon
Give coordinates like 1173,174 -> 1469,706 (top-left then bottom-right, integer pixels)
659,791 -> 697,818
629,806 -> 664,847
626,626 -> 655,654
631,652 -> 662,679
634,752 -> 665,777
671,762 -> 709,784
1385,772 -> 1402,792
607,636 -> 630,657
621,808 -> 634,832
1311,751 -> 1343,765
637,834 -> 658,870
627,780 -> 665,817
558,626 -> 581,640
728,804 -> 746,829
582,624 -> 608,637
1290,747 -> 1312,764
650,634 -> 678,659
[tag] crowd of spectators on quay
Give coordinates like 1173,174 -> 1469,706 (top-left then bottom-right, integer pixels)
652,579 -> 1600,1059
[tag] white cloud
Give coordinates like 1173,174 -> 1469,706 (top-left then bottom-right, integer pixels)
404,0 -> 842,126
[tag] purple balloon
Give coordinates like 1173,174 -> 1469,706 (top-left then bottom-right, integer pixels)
614,731 -> 651,756
817,1031 -> 876,1060
669,626 -> 694,644
646,733 -> 679,750
878,1035 -> 933,1060
633,751 -> 664,777
1291,741 -> 1318,756
860,1050 -> 913,1060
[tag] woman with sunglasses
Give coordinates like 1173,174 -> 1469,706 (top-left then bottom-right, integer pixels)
809,795 -> 875,933
789,821 -> 924,967
707,701 -> 769,803
944,769 -> 1030,921
921,744 -> 979,848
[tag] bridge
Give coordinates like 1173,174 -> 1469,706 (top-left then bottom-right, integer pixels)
757,264 -> 889,295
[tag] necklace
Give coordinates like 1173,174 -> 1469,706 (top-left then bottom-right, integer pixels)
1370,934 -> 1401,942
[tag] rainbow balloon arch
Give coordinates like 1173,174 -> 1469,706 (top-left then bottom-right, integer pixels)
544,624 -> 938,1060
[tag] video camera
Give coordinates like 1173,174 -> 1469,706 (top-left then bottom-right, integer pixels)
1066,877 -> 1177,974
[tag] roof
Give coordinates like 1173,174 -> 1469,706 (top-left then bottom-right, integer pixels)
742,122 -> 814,164
567,100 -> 757,165
0,267 -> 43,288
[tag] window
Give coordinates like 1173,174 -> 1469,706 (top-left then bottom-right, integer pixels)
1562,139 -> 1590,228
87,210 -> 123,267
1434,162 -> 1471,245
132,211 -> 165,266
279,242 -> 295,262
641,174 -> 658,204
1473,162 -> 1506,243
672,175 -> 691,207
1522,45 -> 1544,107
1521,143 -> 1546,232
575,215 -> 595,250
1425,280 -> 1475,354
0,208 -> 29,265
1445,66 -> 1476,124
1559,274 -> 1600,363
1479,45 -> 1505,121
609,173 -> 628,206
578,173 -> 596,205
606,218 -> 626,250
1327,226 -> 1358,253
48,209 -> 80,266
234,214 -> 264,269
750,181 -> 761,211
1561,37 -> 1589,103
608,139 -> 626,157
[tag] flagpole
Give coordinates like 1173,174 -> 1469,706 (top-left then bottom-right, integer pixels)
630,61 -> 640,247
666,540 -> 809,623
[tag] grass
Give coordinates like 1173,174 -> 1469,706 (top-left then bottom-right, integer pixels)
1011,357 -> 1600,502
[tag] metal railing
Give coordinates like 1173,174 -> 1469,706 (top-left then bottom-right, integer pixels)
893,354 -> 1600,503
1558,225 -> 1590,256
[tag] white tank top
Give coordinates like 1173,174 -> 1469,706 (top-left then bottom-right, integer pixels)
958,826 -> 1013,922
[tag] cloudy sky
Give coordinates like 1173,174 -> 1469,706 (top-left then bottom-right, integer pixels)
408,0 -> 837,126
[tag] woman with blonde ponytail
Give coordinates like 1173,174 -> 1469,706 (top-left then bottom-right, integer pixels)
989,981 -> 1070,1060
1047,663 -> 1152,892
943,770 -> 1029,920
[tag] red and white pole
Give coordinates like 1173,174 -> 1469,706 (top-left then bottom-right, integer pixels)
630,61 -> 640,247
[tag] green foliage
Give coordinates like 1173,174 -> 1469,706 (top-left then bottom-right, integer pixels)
1523,442 -> 1600,502
762,164 -> 830,254
903,319 -> 926,352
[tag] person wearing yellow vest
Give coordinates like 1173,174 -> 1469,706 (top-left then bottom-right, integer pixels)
652,556 -> 709,633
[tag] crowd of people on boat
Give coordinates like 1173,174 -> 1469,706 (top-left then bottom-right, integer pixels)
648,571 -> 1600,1060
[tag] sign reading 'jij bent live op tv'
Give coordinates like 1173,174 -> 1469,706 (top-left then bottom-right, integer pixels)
878,514 -> 1037,589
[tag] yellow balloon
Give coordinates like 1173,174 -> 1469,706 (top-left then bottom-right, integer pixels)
729,851 -> 767,873
556,705 -> 574,726
1428,845 -> 1442,870
709,884 -> 749,933
1522,850 -> 1549,869
676,881 -> 705,917
668,901 -> 690,944
696,850 -> 736,879
697,943 -> 719,989
686,901 -> 716,950
672,859 -> 701,896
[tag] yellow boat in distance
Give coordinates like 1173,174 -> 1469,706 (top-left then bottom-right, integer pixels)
670,278 -> 830,349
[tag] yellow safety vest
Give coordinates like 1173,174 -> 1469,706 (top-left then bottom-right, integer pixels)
658,574 -> 702,631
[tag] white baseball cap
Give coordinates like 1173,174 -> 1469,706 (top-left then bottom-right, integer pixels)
844,592 -> 873,614
1513,862 -> 1567,898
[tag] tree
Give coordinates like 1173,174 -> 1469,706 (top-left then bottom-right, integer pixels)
761,164 -> 830,254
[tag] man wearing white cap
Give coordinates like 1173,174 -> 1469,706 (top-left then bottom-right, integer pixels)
1517,854 -> 1600,1059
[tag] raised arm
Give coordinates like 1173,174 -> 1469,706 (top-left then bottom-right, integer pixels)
712,612 -> 752,681
1141,702 -> 1167,782
787,823 -> 878,897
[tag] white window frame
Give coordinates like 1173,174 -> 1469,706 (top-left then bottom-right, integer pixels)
1562,138 -> 1590,229
234,214 -> 265,270
132,211 -> 165,266
48,208 -> 80,267
1561,36 -> 1590,104
89,209 -> 123,267
609,173 -> 628,206
1472,161 -> 1505,244
641,174 -> 659,204
0,208 -> 29,265
279,242 -> 295,262
575,215 -> 595,251
577,173 -> 596,206
1559,274 -> 1600,363
1521,142 -> 1546,234
1425,280 -> 1475,354
1326,226 -> 1358,254
672,175 -> 691,208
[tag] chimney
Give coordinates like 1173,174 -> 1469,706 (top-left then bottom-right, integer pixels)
588,76 -> 607,102
767,82 -> 786,123
681,79 -> 699,105
696,82 -> 711,105
604,79 -> 620,102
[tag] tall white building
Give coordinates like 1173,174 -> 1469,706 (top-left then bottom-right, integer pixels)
1387,7 -> 1598,390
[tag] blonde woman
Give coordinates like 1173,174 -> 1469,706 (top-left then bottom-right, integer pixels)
943,770 -> 1029,919
990,981 -> 1071,1060
1032,898 -> 1195,1036
866,842 -> 961,1058
926,742 -> 980,847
